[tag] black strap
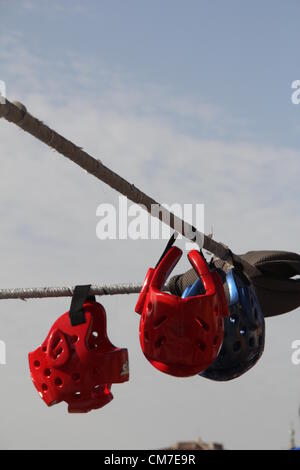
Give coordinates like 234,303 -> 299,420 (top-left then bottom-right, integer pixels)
155,232 -> 178,268
69,285 -> 95,326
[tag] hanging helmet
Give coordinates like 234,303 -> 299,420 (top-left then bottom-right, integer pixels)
29,286 -> 129,413
135,246 -> 229,377
200,269 -> 265,381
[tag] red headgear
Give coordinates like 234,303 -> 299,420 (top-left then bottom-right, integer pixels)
29,287 -> 129,413
135,247 -> 229,377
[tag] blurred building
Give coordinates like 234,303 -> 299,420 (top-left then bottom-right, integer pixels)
163,438 -> 224,450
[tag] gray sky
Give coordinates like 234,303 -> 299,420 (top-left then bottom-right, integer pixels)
0,0 -> 300,450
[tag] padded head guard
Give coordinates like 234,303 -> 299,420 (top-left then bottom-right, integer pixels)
135,247 -> 229,377
200,269 -> 265,381
29,287 -> 129,413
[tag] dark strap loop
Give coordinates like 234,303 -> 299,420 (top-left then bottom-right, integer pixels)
69,285 -> 94,326
155,232 -> 178,268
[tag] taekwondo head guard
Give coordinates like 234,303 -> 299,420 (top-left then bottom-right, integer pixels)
135,238 -> 229,377
29,285 -> 129,413
199,268 -> 265,381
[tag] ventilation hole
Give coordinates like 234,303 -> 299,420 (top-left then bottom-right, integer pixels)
196,316 -> 209,331
154,336 -> 166,348
55,348 -> 63,358
55,377 -> 63,387
92,331 -> 98,338
249,337 -> 255,348
44,368 -> 51,377
233,341 -> 241,352
41,383 -> 48,392
154,316 -> 167,328
147,302 -> 153,314
72,373 -> 80,382
198,340 -> 206,352
258,335 -> 263,346
213,335 -> 219,346
94,384 -> 103,391
34,360 -> 40,368
52,337 -> 61,350
71,335 -> 78,344
42,346 -> 47,353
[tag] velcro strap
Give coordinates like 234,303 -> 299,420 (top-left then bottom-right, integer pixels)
69,285 -> 93,326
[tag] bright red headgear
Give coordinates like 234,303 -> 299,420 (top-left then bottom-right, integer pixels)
29,289 -> 129,413
135,247 -> 229,377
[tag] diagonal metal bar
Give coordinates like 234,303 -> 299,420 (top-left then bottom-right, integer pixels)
0,98 -> 260,277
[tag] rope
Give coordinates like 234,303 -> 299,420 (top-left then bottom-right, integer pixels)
0,283 -> 144,300
0,98 -> 260,277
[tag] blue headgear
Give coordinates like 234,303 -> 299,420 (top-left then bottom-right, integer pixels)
182,268 -> 265,381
